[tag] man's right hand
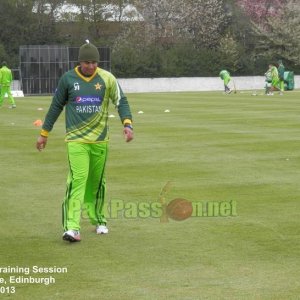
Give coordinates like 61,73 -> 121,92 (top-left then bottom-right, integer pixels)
36,136 -> 48,151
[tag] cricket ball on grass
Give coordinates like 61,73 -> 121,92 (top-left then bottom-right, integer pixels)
166,198 -> 193,221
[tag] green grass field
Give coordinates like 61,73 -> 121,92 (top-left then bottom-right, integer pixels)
1,90 -> 300,299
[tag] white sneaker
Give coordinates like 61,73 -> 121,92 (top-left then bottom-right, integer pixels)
96,224 -> 108,234
63,230 -> 81,242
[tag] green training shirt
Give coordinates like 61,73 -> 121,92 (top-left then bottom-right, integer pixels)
0,66 -> 13,86
219,70 -> 230,80
42,67 -> 132,143
270,66 -> 279,81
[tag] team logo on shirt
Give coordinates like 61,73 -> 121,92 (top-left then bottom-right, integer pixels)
95,83 -> 102,90
75,95 -> 103,114
75,96 -> 102,104
74,82 -> 80,90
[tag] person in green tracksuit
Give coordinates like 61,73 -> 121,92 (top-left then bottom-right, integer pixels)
264,66 -> 272,95
219,70 -> 232,94
0,61 -> 16,108
268,63 -> 281,95
36,41 -> 133,243
277,60 -> 285,94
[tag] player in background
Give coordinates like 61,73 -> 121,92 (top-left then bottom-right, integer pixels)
264,66 -> 272,95
219,70 -> 232,94
0,61 -> 16,108
36,40 -> 133,243
268,63 -> 281,95
277,60 -> 285,95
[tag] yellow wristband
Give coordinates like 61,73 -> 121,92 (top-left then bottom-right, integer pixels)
40,129 -> 49,137
123,119 -> 132,125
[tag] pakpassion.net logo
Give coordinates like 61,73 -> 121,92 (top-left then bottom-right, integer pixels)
104,182 -> 237,222
105,198 -> 237,222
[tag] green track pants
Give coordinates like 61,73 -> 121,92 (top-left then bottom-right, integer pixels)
62,142 -> 108,231
0,86 -> 15,106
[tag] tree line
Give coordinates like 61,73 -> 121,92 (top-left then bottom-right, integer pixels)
0,0 -> 299,77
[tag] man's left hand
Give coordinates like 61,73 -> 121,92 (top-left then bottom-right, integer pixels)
123,127 -> 133,142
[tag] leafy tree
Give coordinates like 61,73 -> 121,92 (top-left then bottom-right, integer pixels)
178,0 -> 228,48
226,0 -> 291,74
134,0 -> 228,48
218,34 -> 240,72
106,0 -> 137,22
1,0 -> 298,77
0,43 -> 8,63
112,0 -> 230,77
237,0 -> 286,25
0,0 -> 63,66
132,0 -> 179,45
250,0 -> 300,66
62,0 -> 135,33
0,1 -> 35,66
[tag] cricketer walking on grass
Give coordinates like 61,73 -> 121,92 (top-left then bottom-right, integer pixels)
0,61 -> 16,108
36,40 -> 133,243
219,70 -> 232,94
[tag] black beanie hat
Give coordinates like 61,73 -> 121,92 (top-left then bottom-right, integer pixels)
78,40 -> 100,62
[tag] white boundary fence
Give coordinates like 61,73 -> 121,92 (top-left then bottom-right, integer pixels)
11,75 -> 299,96
118,75 -> 299,93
